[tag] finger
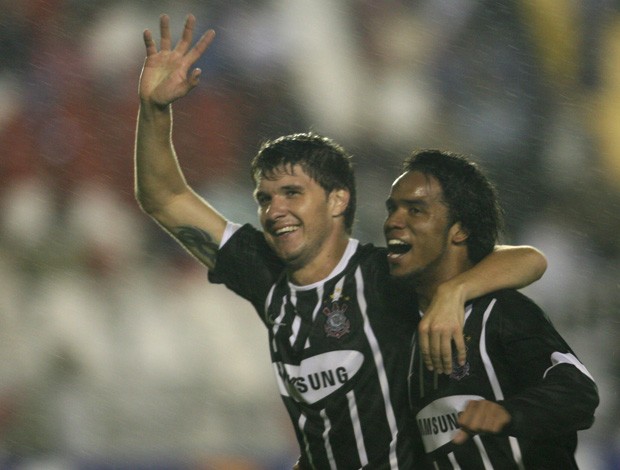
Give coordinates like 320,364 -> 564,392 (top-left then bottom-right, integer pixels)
418,328 -> 433,371
188,68 -> 202,88
143,29 -> 157,56
176,14 -> 196,54
430,331 -> 443,374
160,14 -> 171,50
452,429 -> 471,445
480,405 -> 510,433
184,29 -> 216,67
440,333 -> 454,374
453,331 -> 467,366
481,412 -> 499,433
459,401 -> 496,433
194,29 -> 216,56
457,401 -> 476,428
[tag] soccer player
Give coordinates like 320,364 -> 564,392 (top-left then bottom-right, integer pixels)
384,149 -> 599,469
135,14 -> 547,468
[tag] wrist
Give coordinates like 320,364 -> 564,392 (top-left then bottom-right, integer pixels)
138,101 -> 172,129
139,97 -> 171,114
436,278 -> 468,305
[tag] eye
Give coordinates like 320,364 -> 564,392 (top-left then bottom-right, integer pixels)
285,188 -> 301,197
255,193 -> 270,207
385,200 -> 396,214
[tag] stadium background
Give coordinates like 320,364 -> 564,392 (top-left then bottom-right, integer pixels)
1,0 -> 619,468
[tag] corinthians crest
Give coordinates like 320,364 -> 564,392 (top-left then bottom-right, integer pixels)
323,302 -> 350,338
450,336 -> 471,381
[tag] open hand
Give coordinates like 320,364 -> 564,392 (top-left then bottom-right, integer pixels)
418,282 -> 466,374
139,14 -> 215,106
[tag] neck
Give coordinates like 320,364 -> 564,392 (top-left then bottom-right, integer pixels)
416,255 -> 473,313
288,235 -> 351,286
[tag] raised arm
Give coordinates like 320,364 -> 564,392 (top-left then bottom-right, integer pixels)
418,245 -> 547,374
135,14 -> 226,268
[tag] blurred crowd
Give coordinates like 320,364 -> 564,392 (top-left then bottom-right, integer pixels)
1,0 -> 619,469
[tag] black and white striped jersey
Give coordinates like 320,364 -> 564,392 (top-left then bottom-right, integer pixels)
408,289 -> 599,470
209,224 -> 420,469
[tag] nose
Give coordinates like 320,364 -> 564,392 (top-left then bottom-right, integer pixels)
263,195 -> 287,220
384,208 -> 405,231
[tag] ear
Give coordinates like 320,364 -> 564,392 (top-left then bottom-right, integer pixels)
450,222 -> 469,245
329,189 -> 350,218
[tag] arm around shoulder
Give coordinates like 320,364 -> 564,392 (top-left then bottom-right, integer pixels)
418,245 -> 547,374
454,244 -> 547,301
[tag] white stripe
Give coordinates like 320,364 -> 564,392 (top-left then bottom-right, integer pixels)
290,315 -> 301,346
355,267 -> 399,469
479,299 -> 502,399
347,391 -> 368,466
298,414 -> 316,470
312,285 -> 324,321
332,277 -> 345,302
472,435 -> 493,470
464,303 -> 473,322
479,299 -> 525,469
507,436 -> 524,470
408,333 -> 418,407
269,288 -> 286,352
289,291 -> 301,346
320,409 -> 337,470
305,285 -> 324,349
265,283 -> 275,317
447,452 -> 462,469
544,351 -> 594,381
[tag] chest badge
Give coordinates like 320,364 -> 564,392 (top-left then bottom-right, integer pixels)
323,302 -> 350,339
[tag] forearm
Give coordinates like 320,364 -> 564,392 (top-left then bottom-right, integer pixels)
441,245 -> 547,303
134,102 -> 190,215
502,369 -> 599,438
419,246 -> 546,373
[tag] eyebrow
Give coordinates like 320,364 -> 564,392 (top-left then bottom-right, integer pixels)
254,184 -> 304,199
280,184 -> 304,192
386,196 -> 429,207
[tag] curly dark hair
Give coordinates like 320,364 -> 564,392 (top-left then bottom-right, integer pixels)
402,149 -> 504,263
251,132 -> 357,234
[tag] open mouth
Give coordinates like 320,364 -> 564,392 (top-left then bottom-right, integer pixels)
387,239 -> 412,255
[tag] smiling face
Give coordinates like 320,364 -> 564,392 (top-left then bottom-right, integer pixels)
384,171 -> 466,282
255,164 -> 349,276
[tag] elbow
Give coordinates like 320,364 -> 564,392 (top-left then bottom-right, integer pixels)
573,384 -> 600,431
529,246 -> 548,281
135,188 -> 168,218
135,189 -> 156,215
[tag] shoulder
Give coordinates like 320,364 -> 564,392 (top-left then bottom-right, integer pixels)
473,289 -> 552,331
225,224 -> 275,256
353,242 -> 388,268
348,242 -> 394,284
477,289 -> 541,311
215,223 -> 284,274
349,242 -> 418,311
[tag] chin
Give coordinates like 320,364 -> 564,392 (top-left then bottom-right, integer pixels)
389,267 -> 411,279
389,265 -> 421,284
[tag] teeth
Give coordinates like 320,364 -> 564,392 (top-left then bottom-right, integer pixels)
388,239 -> 406,246
275,226 -> 298,235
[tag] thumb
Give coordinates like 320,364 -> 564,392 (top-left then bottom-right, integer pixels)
188,68 -> 202,87
452,429 -> 471,445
